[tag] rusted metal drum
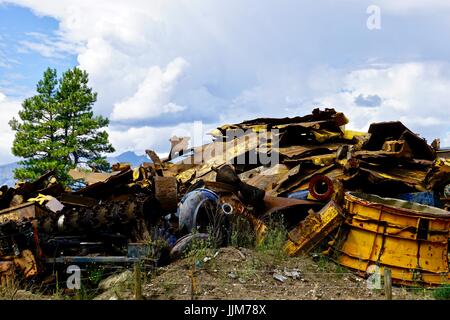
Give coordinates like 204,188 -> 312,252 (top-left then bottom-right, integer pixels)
335,191 -> 450,286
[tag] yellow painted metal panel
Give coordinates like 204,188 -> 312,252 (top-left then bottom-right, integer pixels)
337,253 -> 369,272
337,254 -> 450,285
284,201 -> 343,256
339,228 -> 376,260
339,229 -> 447,273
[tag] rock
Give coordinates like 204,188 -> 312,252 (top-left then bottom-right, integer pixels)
284,269 -> 301,279
311,253 -> 321,262
98,270 -> 132,291
273,273 -> 288,282
195,260 -> 203,268
236,250 -> 246,260
228,272 -> 237,279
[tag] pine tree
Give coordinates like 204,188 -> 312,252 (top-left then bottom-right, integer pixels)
9,67 -> 115,184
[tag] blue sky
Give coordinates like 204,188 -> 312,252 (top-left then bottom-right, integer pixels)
0,1 -> 449,165
0,4 -> 76,97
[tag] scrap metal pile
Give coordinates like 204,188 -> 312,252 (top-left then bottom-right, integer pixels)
1,108 -> 449,290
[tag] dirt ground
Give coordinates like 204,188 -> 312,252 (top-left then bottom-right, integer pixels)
0,246 -> 437,300
95,247 -> 434,300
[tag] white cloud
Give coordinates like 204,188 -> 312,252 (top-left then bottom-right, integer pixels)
107,121 -> 217,156
443,132 -> 450,148
18,31 -> 80,58
0,92 -> 21,164
309,62 -> 450,143
111,57 -> 188,121
1,0 -> 450,157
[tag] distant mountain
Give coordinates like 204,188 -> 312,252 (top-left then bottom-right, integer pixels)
106,151 -> 150,167
0,151 -> 150,187
0,162 -> 19,187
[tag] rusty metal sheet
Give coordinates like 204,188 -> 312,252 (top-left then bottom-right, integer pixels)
437,149 -> 450,159
364,121 -> 410,151
145,149 -> 163,166
167,136 -> 190,161
203,181 -> 236,194
0,202 -> 49,224
15,170 -> 55,196
145,149 -> 165,176
212,108 -> 348,138
162,162 -> 197,177
59,194 -> 98,207
345,192 -> 450,219
400,130 -> 435,160
177,131 -> 263,184
269,164 -> 335,196
343,130 -> 369,140
74,168 -> 133,198
0,261 -> 15,288
426,158 -> 450,190
364,121 -> 434,160
154,176 -> 178,212
36,183 -> 65,198
244,164 -> 289,191
238,165 -> 265,181
284,200 -> 344,256
288,153 -> 336,166
276,144 -> 340,160
111,163 -> 131,171
311,129 -> 342,143
359,166 -> 428,191
261,195 -> 319,216
69,169 -> 119,185
0,187 -> 15,211
288,168 -> 346,195
13,249 -> 38,278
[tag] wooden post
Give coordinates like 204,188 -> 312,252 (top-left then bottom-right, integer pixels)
134,262 -> 143,300
190,264 -> 198,300
384,267 -> 392,300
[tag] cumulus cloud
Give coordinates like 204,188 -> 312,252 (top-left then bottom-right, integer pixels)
310,62 -> 450,143
1,0 -> 450,158
107,121 -> 217,156
111,57 -> 188,121
0,92 -> 21,164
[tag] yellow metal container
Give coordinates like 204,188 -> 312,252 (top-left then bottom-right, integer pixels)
335,192 -> 450,286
